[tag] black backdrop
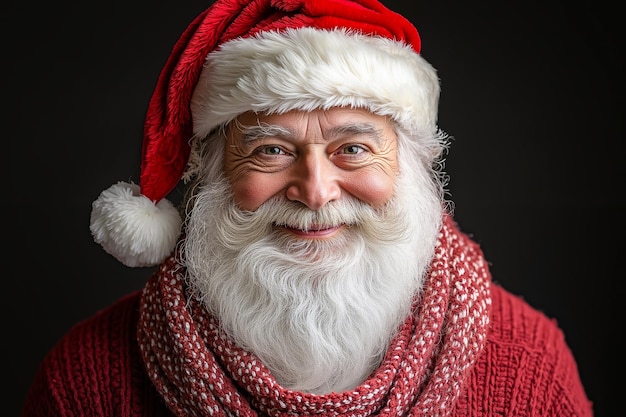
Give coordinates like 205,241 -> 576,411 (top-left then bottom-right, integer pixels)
6,1 -> 622,415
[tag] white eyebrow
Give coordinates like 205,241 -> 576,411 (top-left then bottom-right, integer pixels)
325,123 -> 385,147
235,120 -> 385,146
236,122 -> 293,144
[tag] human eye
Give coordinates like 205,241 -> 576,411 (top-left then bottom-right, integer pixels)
257,145 -> 287,156
338,144 -> 367,155
344,144 -> 363,154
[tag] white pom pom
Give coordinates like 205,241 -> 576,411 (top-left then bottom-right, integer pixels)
90,181 -> 182,267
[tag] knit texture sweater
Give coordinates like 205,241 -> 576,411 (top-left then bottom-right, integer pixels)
20,220 -> 593,416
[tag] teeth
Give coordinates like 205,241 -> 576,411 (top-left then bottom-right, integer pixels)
274,222 -> 337,232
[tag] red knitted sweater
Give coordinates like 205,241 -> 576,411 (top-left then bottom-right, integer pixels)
20,226 -> 593,417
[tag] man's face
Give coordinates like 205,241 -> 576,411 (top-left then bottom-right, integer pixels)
224,107 -> 400,235
183,106 -> 443,393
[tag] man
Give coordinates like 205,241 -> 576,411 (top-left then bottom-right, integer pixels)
20,0 -> 594,416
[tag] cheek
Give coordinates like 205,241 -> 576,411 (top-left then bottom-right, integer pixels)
224,146 -> 286,211
230,174 -> 285,211
344,169 -> 396,207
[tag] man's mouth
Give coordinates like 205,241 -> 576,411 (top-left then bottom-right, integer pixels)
277,224 -> 345,238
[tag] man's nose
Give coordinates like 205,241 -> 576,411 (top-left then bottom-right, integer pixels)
286,152 -> 341,210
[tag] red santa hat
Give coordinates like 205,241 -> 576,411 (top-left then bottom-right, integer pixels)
90,0 -> 441,267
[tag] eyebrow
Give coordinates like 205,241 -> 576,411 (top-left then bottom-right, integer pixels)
238,122 -> 292,144
326,123 -> 385,147
237,121 -> 385,147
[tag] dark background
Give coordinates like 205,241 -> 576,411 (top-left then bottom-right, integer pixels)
5,1 -> 622,415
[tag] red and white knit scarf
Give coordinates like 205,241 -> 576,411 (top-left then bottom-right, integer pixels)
137,216 -> 492,417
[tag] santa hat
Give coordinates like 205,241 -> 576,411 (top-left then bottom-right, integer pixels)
90,0 -> 441,268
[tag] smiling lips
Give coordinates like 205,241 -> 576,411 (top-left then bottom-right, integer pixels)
281,224 -> 345,238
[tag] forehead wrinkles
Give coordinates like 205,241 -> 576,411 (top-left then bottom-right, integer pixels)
232,117 -> 387,147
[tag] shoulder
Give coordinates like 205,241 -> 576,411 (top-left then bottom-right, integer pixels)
40,290 -> 144,363
487,283 -> 579,377
20,291 -> 164,416
488,283 -> 563,345
479,283 -> 594,416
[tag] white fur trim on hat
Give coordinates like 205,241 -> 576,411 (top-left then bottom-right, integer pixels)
89,182 -> 182,267
191,27 -> 440,139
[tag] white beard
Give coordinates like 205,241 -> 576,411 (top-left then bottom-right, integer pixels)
182,134 -> 444,394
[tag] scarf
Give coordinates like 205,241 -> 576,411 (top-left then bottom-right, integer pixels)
137,215 -> 492,417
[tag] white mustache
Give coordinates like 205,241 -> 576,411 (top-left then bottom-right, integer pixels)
214,194 -> 411,248
264,198 -> 370,230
